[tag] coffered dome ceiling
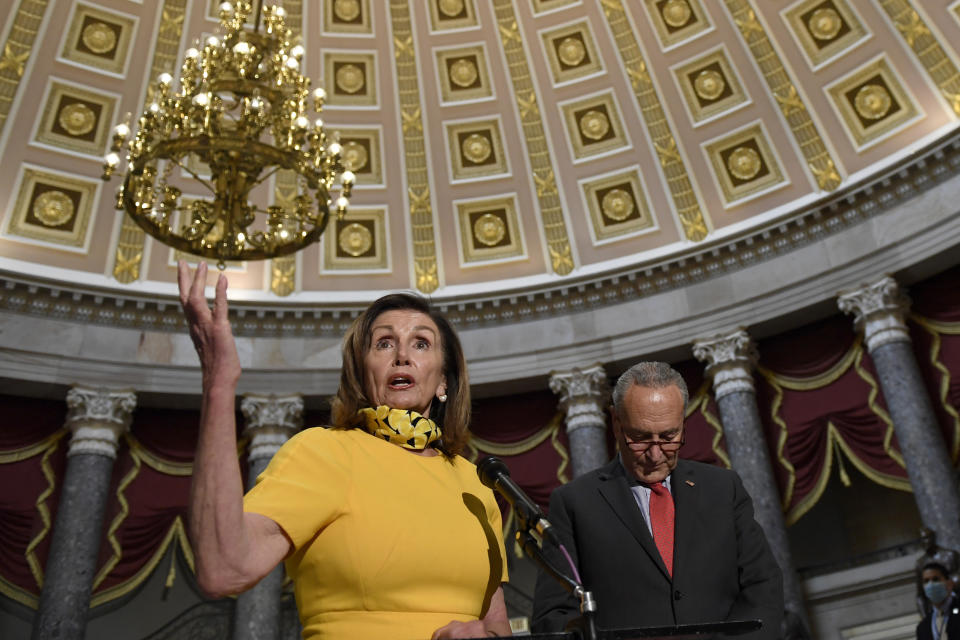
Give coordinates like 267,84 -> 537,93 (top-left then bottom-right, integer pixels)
1,0 -> 960,354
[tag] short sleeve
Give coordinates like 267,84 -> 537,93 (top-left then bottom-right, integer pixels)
243,427 -> 350,550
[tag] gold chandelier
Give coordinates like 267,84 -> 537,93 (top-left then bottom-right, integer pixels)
102,1 -> 354,266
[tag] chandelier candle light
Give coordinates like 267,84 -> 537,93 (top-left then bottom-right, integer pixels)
102,1 -> 354,266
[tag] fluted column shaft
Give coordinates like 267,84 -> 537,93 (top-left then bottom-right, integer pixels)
694,331 -> 809,634
32,386 -> 136,640
233,394 -> 303,640
549,364 -> 610,478
839,277 -> 960,550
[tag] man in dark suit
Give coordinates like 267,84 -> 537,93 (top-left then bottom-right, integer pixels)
532,362 -> 783,639
918,562 -> 960,640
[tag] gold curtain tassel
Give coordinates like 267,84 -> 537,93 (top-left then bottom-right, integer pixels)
834,437 -> 852,487
162,549 -> 177,599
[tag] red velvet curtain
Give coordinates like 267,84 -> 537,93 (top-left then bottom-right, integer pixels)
0,402 -> 201,608
3,267 -> 959,606
88,409 -> 199,603
675,360 -> 729,468
0,397 -> 68,606
755,316 -> 910,524
909,264 -> 960,461
469,389 -> 571,515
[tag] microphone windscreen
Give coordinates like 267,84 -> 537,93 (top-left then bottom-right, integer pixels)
477,455 -> 511,489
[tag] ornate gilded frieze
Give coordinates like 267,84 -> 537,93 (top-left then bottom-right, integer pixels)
5,167 -> 97,250
110,0 -> 187,284
391,1 -> 440,292
324,0 -> 373,34
0,1 -> 51,137
428,0 -> 478,31
672,47 -> 747,124
783,0 -> 868,69
601,0 -> 710,242
644,0 -> 712,49
269,170 -> 300,296
456,196 -> 524,264
725,0 -> 842,191
532,0 -> 580,14
560,91 -> 628,159
322,208 -> 388,271
446,119 -> 508,180
541,21 -> 603,85
492,0 -> 575,275
581,170 -> 655,243
7,128 -> 960,335
704,123 -> 786,204
60,3 -> 136,76
323,52 -> 377,107
34,80 -> 117,156
877,0 -> 960,118
436,45 -> 492,103
826,56 -> 919,149
336,128 -> 383,186
270,255 -> 297,297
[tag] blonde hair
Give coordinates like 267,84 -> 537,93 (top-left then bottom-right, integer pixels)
329,293 -> 471,457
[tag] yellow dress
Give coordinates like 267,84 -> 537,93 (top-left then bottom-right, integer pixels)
243,426 -> 509,640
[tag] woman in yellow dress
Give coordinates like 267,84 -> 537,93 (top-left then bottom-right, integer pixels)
178,261 -> 510,640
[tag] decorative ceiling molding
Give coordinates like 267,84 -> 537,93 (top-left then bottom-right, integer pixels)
0,0 -> 50,136
109,0 -> 188,285
726,0 -> 843,192
3,126 -> 959,340
3,1 -> 960,321
493,0 -> 575,276
602,0 -> 711,242
390,0 -> 441,293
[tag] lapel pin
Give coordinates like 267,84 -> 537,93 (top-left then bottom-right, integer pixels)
685,480 -> 695,487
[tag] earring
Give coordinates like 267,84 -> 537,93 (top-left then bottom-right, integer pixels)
438,393 -> 447,403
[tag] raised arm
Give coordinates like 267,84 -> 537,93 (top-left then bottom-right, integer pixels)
179,260 -> 291,597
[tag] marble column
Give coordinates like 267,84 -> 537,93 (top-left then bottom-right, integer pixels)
32,386 -> 137,640
838,276 -> 960,550
233,393 -> 303,640
693,330 -> 810,635
549,364 -> 610,478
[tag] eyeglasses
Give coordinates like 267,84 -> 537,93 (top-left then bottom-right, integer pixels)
624,438 -> 684,453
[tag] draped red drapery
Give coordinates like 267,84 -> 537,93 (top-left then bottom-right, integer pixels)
2,267 -> 959,606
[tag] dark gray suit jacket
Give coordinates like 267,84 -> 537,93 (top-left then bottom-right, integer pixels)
531,458 -> 783,639
917,597 -> 960,640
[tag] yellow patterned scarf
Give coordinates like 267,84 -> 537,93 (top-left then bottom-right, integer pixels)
358,406 -> 442,450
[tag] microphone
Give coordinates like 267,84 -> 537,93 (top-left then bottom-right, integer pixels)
477,456 -> 559,547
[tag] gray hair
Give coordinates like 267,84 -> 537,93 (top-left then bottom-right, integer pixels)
612,361 -> 689,418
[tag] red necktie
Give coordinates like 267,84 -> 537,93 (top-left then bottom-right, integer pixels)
649,483 -> 675,577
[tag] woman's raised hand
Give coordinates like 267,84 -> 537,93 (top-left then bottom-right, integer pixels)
177,260 -> 241,391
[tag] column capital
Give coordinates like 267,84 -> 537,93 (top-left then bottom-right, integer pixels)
240,393 -> 303,461
692,329 -> 757,399
837,276 -> 911,352
549,364 -> 610,434
65,385 -> 137,458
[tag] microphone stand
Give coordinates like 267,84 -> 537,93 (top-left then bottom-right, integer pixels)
515,527 -> 598,640
476,457 -> 599,640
